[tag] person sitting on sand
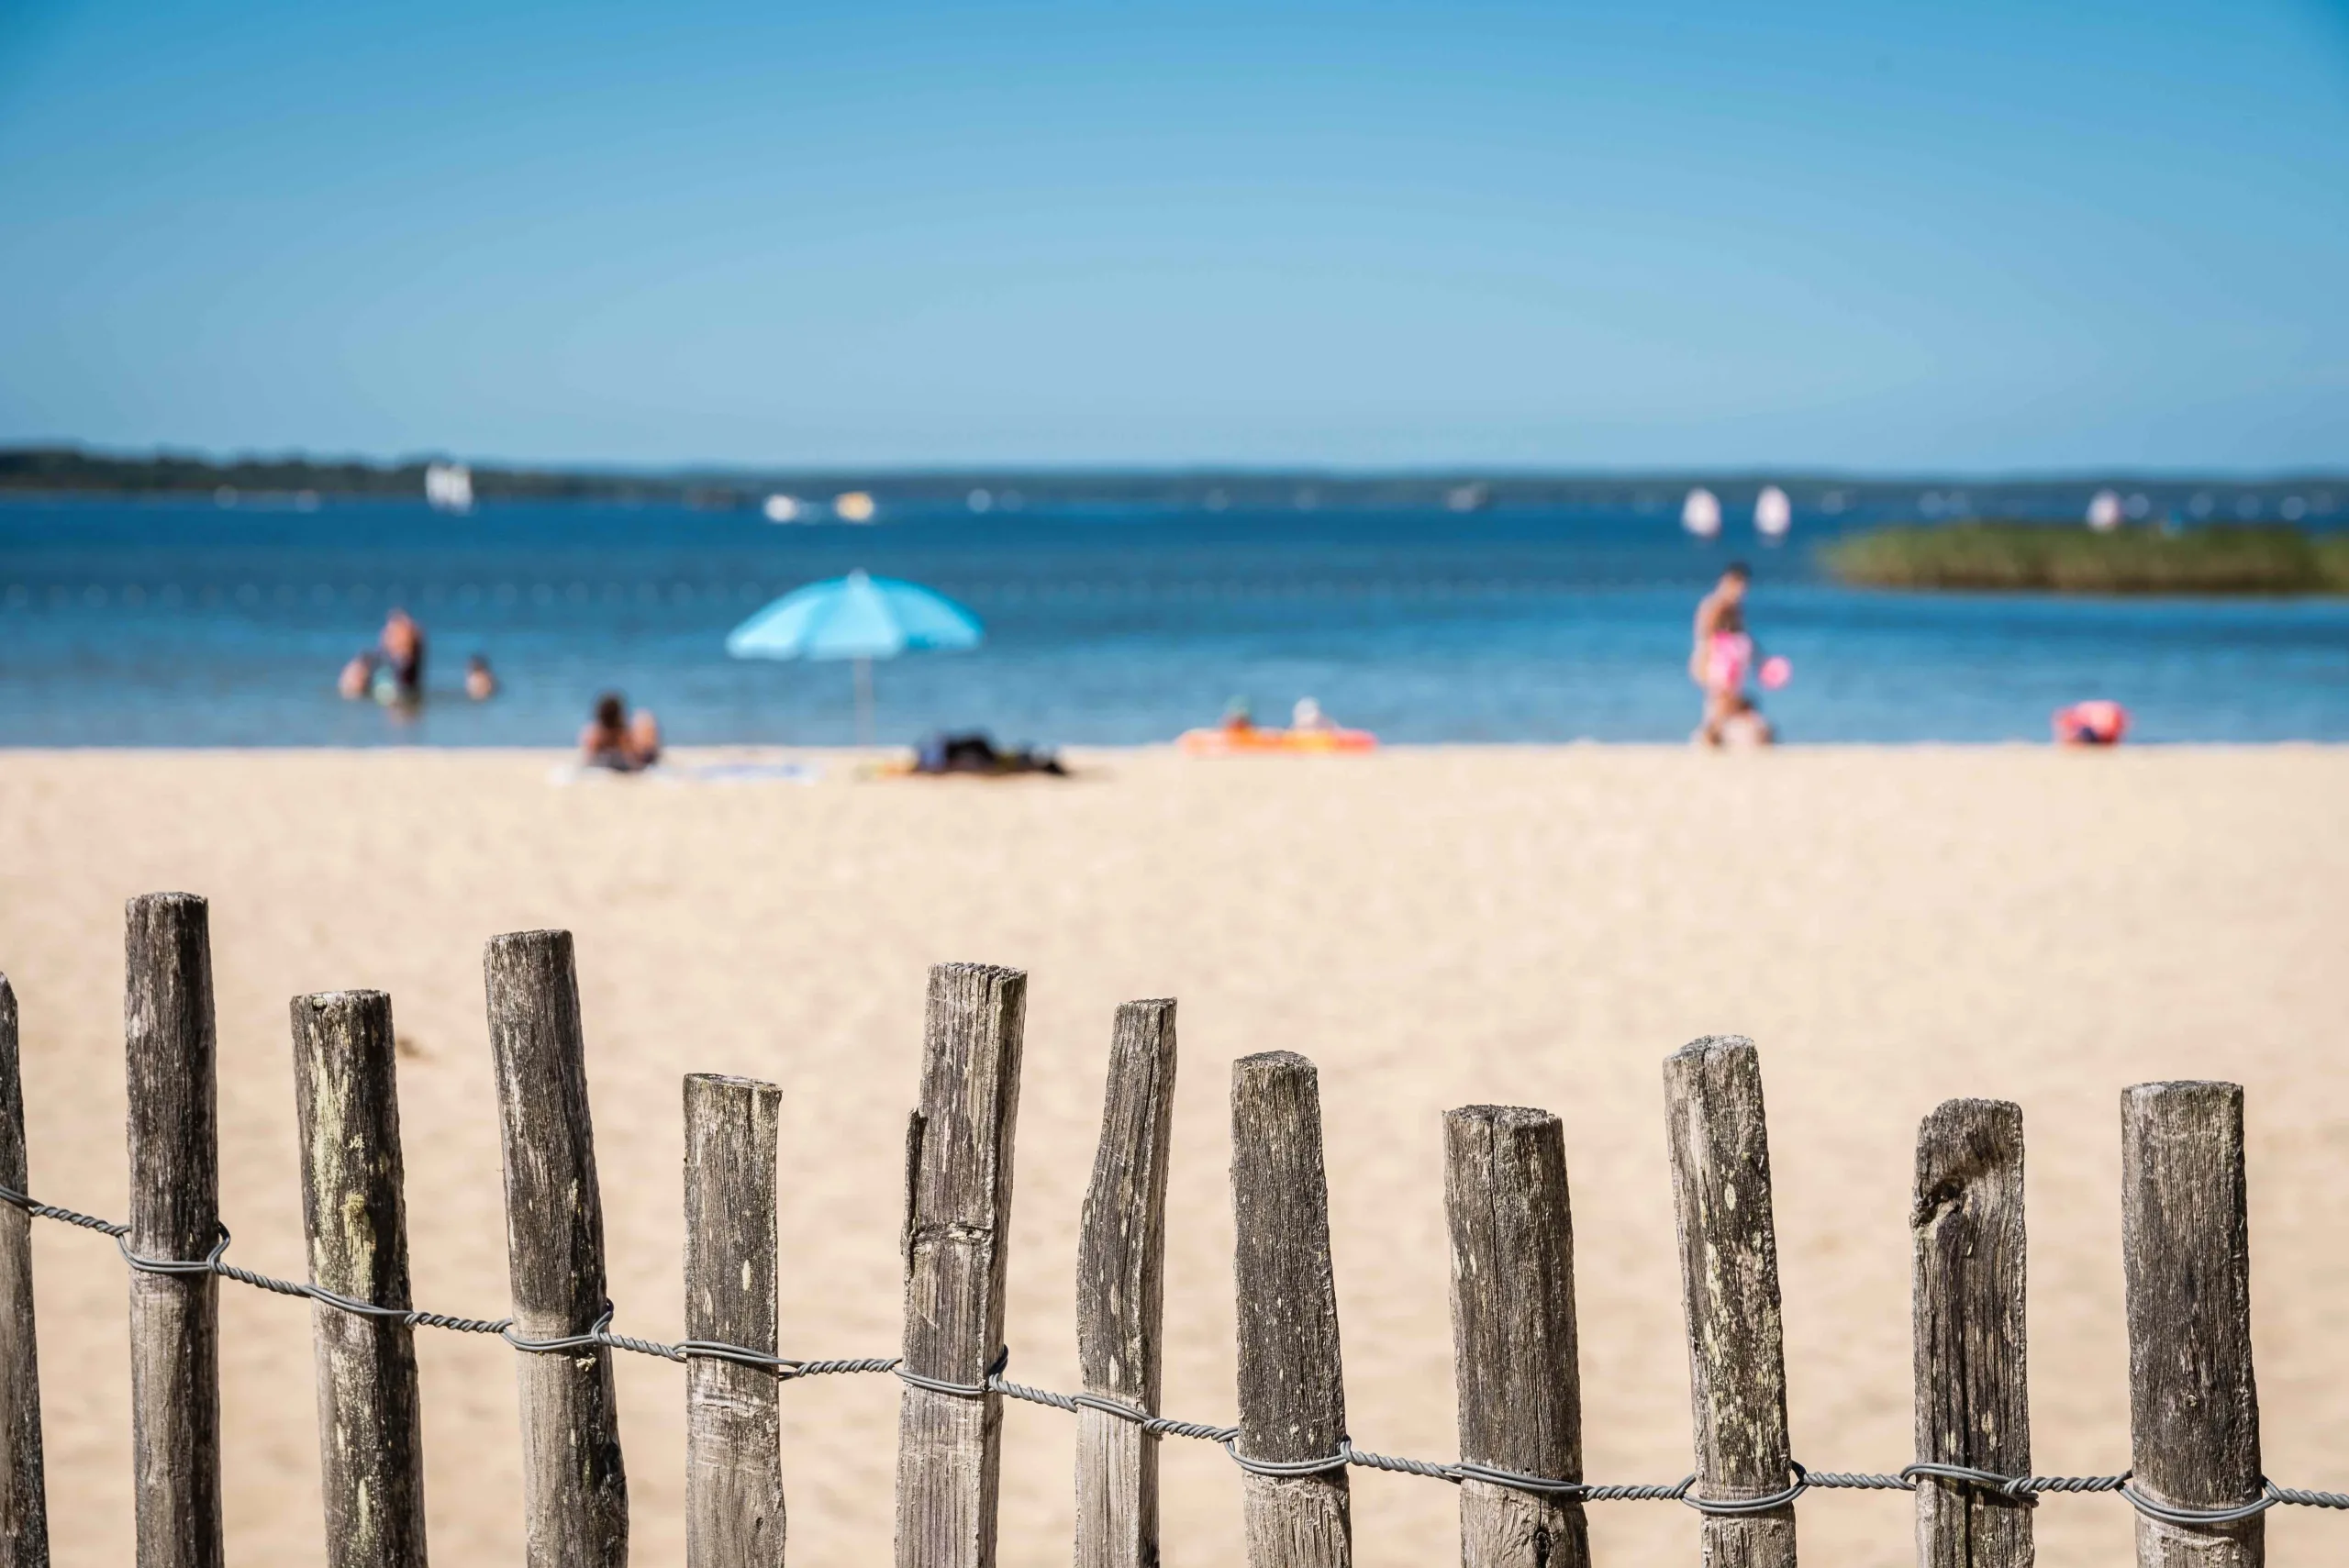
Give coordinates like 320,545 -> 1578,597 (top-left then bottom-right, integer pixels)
629,707 -> 662,765
465,655 -> 498,701
580,692 -> 662,772
379,608 -> 427,700
1291,696 -> 1335,733
338,651 -> 379,700
1717,692 -> 1776,749
1690,562 -> 1760,746
2053,700 -> 2128,747
1220,697 -> 1254,734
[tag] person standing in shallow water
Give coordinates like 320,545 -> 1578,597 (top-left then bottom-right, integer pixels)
1689,562 -> 1757,746
379,608 -> 427,700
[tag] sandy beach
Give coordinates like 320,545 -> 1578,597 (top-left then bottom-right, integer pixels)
0,744 -> 2343,1568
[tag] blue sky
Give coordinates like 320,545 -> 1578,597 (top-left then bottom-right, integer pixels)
2,0 -> 2345,471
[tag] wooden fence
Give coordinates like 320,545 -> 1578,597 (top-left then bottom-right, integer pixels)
0,891 -> 2341,1568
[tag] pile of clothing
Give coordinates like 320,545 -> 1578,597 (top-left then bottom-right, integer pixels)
912,731 -> 1067,776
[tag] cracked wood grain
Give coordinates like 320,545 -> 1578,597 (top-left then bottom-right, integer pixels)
1913,1098 -> 2031,1568
1075,1000 -> 1176,1568
1445,1104 -> 1589,1568
291,989 -> 429,1568
1664,1035 -> 1795,1568
486,929 -> 628,1568
1232,1051 -> 1350,1568
0,973 -> 49,1568
895,963 -> 1026,1568
126,893 -> 222,1568
685,1073 -> 785,1568
2122,1082 -> 2261,1568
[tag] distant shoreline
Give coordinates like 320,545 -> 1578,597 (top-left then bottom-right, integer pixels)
6,445 -> 2346,518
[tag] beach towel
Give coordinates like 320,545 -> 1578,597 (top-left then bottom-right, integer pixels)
546,760 -> 821,786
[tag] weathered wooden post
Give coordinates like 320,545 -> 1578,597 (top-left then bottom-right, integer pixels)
1231,1051 -> 1350,1568
126,892 -> 223,1568
0,974 -> 50,1568
895,963 -> 1027,1568
484,930 -> 628,1568
2121,1082 -> 2262,1568
1075,1000 -> 1177,1568
291,990 -> 429,1568
1912,1099 -> 2031,1568
1664,1035 -> 1797,1568
684,1073 -> 785,1568
1444,1105 -> 1588,1568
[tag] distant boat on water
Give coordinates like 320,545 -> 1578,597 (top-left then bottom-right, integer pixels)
423,462 -> 473,514
1754,485 -> 1791,540
1682,487 -> 1722,539
763,494 -> 802,523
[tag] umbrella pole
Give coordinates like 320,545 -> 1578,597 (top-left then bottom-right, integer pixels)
853,656 -> 874,746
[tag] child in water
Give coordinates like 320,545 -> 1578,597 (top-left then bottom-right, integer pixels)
337,651 -> 378,700
1718,692 -> 1776,749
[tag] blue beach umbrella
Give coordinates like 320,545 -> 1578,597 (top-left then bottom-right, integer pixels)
725,569 -> 983,741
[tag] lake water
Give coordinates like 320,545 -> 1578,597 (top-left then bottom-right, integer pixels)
3,497 -> 2345,746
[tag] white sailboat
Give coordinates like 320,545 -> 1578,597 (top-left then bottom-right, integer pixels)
1754,485 -> 1792,539
1682,486 -> 1722,539
423,462 -> 473,514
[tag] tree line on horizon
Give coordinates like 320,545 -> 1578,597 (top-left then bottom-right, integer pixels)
1,443 -> 2340,517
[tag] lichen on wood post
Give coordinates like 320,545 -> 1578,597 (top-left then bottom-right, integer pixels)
126,893 -> 223,1568
1075,999 -> 1176,1568
1663,1035 -> 1796,1568
484,929 -> 628,1568
1445,1104 -> 1589,1568
894,963 -> 1027,1568
684,1073 -> 785,1568
1912,1098 -> 2031,1568
290,989 -> 429,1568
0,973 -> 50,1568
2121,1082 -> 2262,1568
1231,1051 -> 1350,1568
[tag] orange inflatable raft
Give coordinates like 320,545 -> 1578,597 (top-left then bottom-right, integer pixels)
1177,724 -> 1379,757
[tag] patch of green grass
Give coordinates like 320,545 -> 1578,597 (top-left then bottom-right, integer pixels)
2322,534 -> 2349,593
1823,520 -> 2349,595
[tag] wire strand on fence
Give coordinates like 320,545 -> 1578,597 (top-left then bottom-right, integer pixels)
6,1180 -> 2345,1524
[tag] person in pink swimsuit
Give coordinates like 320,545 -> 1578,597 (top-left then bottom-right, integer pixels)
1689,562 -> 1758,746
2053,700 -> 2128,746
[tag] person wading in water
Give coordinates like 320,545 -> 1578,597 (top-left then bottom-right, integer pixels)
1689,562 -> 1761,747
